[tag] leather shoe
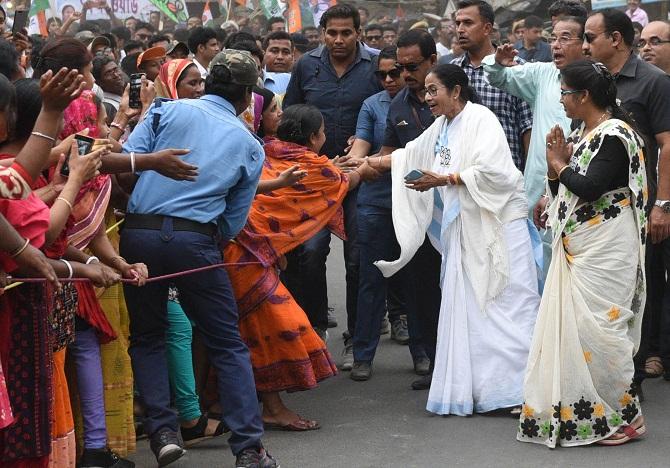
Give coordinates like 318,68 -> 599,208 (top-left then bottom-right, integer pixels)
411,373 -> 432,390
413,357 -> 431,376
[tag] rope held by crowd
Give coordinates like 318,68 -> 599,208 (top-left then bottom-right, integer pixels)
5,261 -> 263,288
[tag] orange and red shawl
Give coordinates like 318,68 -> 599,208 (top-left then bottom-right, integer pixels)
235,137 -> 348,268
154,59 -> 193,100
58,93 -> 115,343
222,137 -> 347,392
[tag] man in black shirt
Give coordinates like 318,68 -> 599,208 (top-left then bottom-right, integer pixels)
584,8 -> 670,394
353,29 -> 440,389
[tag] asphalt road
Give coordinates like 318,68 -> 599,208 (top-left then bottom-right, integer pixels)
129,240 -> 670,468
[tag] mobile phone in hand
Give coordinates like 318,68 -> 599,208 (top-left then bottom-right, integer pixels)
129,73 -> 144,109
404,169 -> 424,181
12,9 -> 29,36
61,134 -> 95,177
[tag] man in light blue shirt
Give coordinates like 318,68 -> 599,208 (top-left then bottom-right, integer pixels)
119,50 -> 278,468
483,15 -> 586,212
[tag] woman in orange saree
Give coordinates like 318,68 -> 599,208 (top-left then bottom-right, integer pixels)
223,104 -> 372,430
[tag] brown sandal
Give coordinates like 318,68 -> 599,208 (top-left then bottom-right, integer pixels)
645,356 -> 664,378
264,416 -> 321,432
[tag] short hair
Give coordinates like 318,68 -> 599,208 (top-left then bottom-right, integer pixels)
135,21 -> 155,33
78,20 -> 101,34
302,26 -> 318,34
548,0 -> 588,19
263,31 -> 293,50
148,35 -> 170,47
121,53 -> 140,76
358,6 -> 369,15
591,8 -> 635,47
319,3 -> 360,31
396,29 -> 437,59
0,39 -> 20,80
456,0 -> 495,26
524,15 -> 544,29
378,45 -> 397,62
365,23 -> 382,34
173,28 -> 190,42
111,26 -> 131,42
215,29 -> 228,45
187,26 -> 217,54
382,25 -> 397,34
556,16 -> 587,37
91,55 -> 115,81
223,31 -> 256,49
123,40 -> 144,54
228,39 -> 264,64
204,64 -> 252,105
267,16 -> 285,31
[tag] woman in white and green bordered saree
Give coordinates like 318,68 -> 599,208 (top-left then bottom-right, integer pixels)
518,60 -> 648,448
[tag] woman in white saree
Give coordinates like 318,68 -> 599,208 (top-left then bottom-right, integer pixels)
362,64 -> 541,416
519,60 -> 647,448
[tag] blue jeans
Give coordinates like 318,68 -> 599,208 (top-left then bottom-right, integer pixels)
353,204 -> 425,363
283,190 -> 360,333
120,220 -> 263,455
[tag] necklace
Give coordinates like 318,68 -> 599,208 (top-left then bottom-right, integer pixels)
580,111 -> 611,141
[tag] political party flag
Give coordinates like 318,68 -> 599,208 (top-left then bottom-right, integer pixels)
260,0 -> 282,18
287,0 -> 301,32
202,0 -> 213,22
148,0 -> 189,23
28,0 -> 50,36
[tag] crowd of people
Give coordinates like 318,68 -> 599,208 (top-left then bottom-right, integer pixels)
0,0 -> 669,466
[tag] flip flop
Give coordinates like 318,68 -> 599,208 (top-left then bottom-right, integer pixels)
181,414 -> 228,447
596,424 -> 646,446
264,417 -> 321,432
645,356 -> 664,378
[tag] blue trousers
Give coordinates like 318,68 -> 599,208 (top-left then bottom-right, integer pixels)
120,220 -> 263,455
353,204 -> 425,363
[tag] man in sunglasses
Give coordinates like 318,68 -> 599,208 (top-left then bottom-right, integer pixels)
350,29 -> 439,388
639,21 -> 670,73
364,23 -> 383,50
584,8 -> 670,400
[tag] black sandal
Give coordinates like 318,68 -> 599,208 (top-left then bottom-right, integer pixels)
180,414 -> 227,447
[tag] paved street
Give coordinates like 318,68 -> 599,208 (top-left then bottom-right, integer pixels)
129,241 -> 670,468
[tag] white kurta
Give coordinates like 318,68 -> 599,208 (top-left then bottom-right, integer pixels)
425,112 -> 541,416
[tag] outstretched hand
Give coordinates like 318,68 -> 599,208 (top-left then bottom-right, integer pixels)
495,43 -> 519,67
40,68 -> 86,113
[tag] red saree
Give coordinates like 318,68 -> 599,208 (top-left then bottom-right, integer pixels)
224,137 -> 348,392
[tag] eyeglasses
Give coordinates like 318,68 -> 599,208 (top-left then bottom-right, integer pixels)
583,32 -> 606,44
637,37 -> 670,48
425,85 -> 446,97
560,89 -> 584,96
548,36 -> 581,45
395,58 -> 428,72
374,68 -> 401,80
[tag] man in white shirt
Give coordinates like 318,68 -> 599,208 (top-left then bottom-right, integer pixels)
436,18 -> 454,56
188,26 -> 221,78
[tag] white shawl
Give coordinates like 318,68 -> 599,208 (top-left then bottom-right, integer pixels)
375,102 -> 528,310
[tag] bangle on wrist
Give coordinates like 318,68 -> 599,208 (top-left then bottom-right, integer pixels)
60,259 -> 73,279
56,196 -> 74,211
547,174 -> 558,181
558,165 -> 570,179
31,131 -> 56,144
10,238 -> 30,258
111,122 -> 126,131
86,256 -> 99,265
130,152 -> 136,173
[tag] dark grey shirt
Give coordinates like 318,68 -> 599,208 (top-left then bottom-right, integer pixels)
514,39 -> 553,63
383,87 -> 435,149
283,44 -> 382,158
615,53 -> 670,192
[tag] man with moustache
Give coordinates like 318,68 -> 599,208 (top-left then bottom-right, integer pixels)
639,21 -> 670,74
484,15 -> 585,220
450,0 -> 532,171
262,31 -> 294,94
583,8 -> 670,399
360,29 -> 440,388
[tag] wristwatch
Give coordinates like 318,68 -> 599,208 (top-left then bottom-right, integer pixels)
654,199 -> 670,213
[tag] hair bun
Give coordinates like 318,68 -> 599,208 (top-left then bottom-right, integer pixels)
210,64 -> 232,82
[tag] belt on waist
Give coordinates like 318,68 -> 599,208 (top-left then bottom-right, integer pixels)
123,213 -> 217,237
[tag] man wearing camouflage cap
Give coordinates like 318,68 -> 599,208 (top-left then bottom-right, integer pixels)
119,49 -> 278,468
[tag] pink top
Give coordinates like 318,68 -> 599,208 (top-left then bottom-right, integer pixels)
626,7 -> 649,27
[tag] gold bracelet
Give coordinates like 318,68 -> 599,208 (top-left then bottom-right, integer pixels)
31,131 -> 56,143
558,165 -> 570,179
10,238 -> 30,258
547,174 -> 558,181
56,196 -> 73,211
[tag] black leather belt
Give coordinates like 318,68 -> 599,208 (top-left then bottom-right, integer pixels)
123,213 -> 217,237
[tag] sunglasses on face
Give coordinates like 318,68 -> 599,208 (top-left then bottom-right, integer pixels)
395,59 -> 427,72
637,37 -> 670,48
582,32 -> 606,44
374,68 -> 401,80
